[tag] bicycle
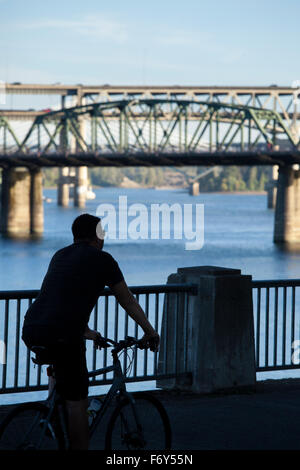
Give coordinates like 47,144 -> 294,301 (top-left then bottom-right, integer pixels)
0,336 -> 172,450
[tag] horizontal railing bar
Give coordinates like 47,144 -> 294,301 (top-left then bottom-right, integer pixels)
256,365 -> 300,372
4,280 -> 300,300
0,290 -> 39,300
252,279 -> 300,288
0,283 -> 198,300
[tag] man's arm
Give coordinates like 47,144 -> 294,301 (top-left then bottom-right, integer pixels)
110,280 -> 160,351
84,325 -> 99,341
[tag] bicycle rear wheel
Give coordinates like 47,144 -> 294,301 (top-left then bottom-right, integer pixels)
0,402 -> 64,450
105,392 -> 172,450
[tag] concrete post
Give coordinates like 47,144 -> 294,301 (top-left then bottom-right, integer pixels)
267,182 -> 277,209
74,166 -> 88,208
30,169 -> 44,236
157,266 -> 256,393
267,165 -> 278,209
57,167 -> 70,207
0,167 -> 31,237
274,166 -> 300,243
73,91 -> 88,208
57,94 -> 70,207
189,182 -> 199,196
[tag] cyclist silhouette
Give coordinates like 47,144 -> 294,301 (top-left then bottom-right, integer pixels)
22,213 -> 159,450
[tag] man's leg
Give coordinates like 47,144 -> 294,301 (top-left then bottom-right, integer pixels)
54,342 -> 90,450
66,398 -> 89,450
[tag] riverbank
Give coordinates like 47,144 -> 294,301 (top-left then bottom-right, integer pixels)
43,185 -> 267,195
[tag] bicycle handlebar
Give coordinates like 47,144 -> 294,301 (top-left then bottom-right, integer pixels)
94,335 -> 155,353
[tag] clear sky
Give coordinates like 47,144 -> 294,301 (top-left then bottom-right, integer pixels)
1,0 -> 300,86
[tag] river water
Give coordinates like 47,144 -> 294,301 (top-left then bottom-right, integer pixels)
1,187 -> 300,404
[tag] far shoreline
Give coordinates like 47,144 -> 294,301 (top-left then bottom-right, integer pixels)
43,186 -> 266,195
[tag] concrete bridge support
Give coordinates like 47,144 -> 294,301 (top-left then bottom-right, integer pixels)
274,166 -> 300,243
57,92 -> 88,208
0,167 -> 44,237
57,166 -> 89,208
74,93 -> 88,208
74,166 -> 88,208
189,182 -> 199,196
266,165 -> 278,209
30,169 -> 44,235
57,168 -> 70,207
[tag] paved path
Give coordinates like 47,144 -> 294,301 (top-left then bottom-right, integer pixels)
1,378 -> 300,450
157,379 -> 300,450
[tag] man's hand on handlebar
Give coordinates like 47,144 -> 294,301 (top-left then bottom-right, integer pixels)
139,331 -> 160,352
93,332 -> 111,350
84,326 -> 110,349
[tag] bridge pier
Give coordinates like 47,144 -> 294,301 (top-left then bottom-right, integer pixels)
74,166 -> 88,208
267,182 -> 277,209
0,167 -> 43,237
30,169 -> 44,235
266,165 -> 278,209
57,167 -> 89,208
189,182 -> 199,196
57,168 -> 70,207
274,166 -> 300,243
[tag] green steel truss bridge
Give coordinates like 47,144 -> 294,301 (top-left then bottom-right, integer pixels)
1,98 -> 300,168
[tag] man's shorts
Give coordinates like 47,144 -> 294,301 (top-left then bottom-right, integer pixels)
22,326 -> 89,401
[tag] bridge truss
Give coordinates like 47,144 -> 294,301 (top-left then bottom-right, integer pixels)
0,99 -> 300,167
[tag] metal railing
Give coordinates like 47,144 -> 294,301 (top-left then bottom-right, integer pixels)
1,277 -> 300,395
0,283 -> 197,395
252,279 -> 300,372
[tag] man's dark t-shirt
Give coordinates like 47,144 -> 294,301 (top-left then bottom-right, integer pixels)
22,242 -> 124,344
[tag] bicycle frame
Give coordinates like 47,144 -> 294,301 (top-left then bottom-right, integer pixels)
38,379 -> 69,448
88,351 -> 140,438
32,339 -> 144,449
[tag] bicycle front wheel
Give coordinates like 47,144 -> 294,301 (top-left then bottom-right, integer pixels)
105,392 -> 172,450
0,402 -> 64,450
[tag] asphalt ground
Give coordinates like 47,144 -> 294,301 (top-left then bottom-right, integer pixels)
1,379 -> 300,452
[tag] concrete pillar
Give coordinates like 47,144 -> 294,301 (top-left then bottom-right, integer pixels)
58,94 -> 70,207
74,166 -> 88,208
274,166 -> 300,243
74,91 -> 88,208
57,167 -> 70,207
30,169 -> 44,236
0,167 -> 44,237
267,165 -> 278,209
189,182 -> 199,196
0,168 -> 31,237
267,182 -> 277,209
157,266 -> 256,394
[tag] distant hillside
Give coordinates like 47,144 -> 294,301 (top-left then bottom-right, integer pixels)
42,166 -> 270,192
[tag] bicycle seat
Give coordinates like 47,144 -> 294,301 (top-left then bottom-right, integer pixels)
31,346 -> 55,366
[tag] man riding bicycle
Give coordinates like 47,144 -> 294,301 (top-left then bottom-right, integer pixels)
22,213 -> 160,450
